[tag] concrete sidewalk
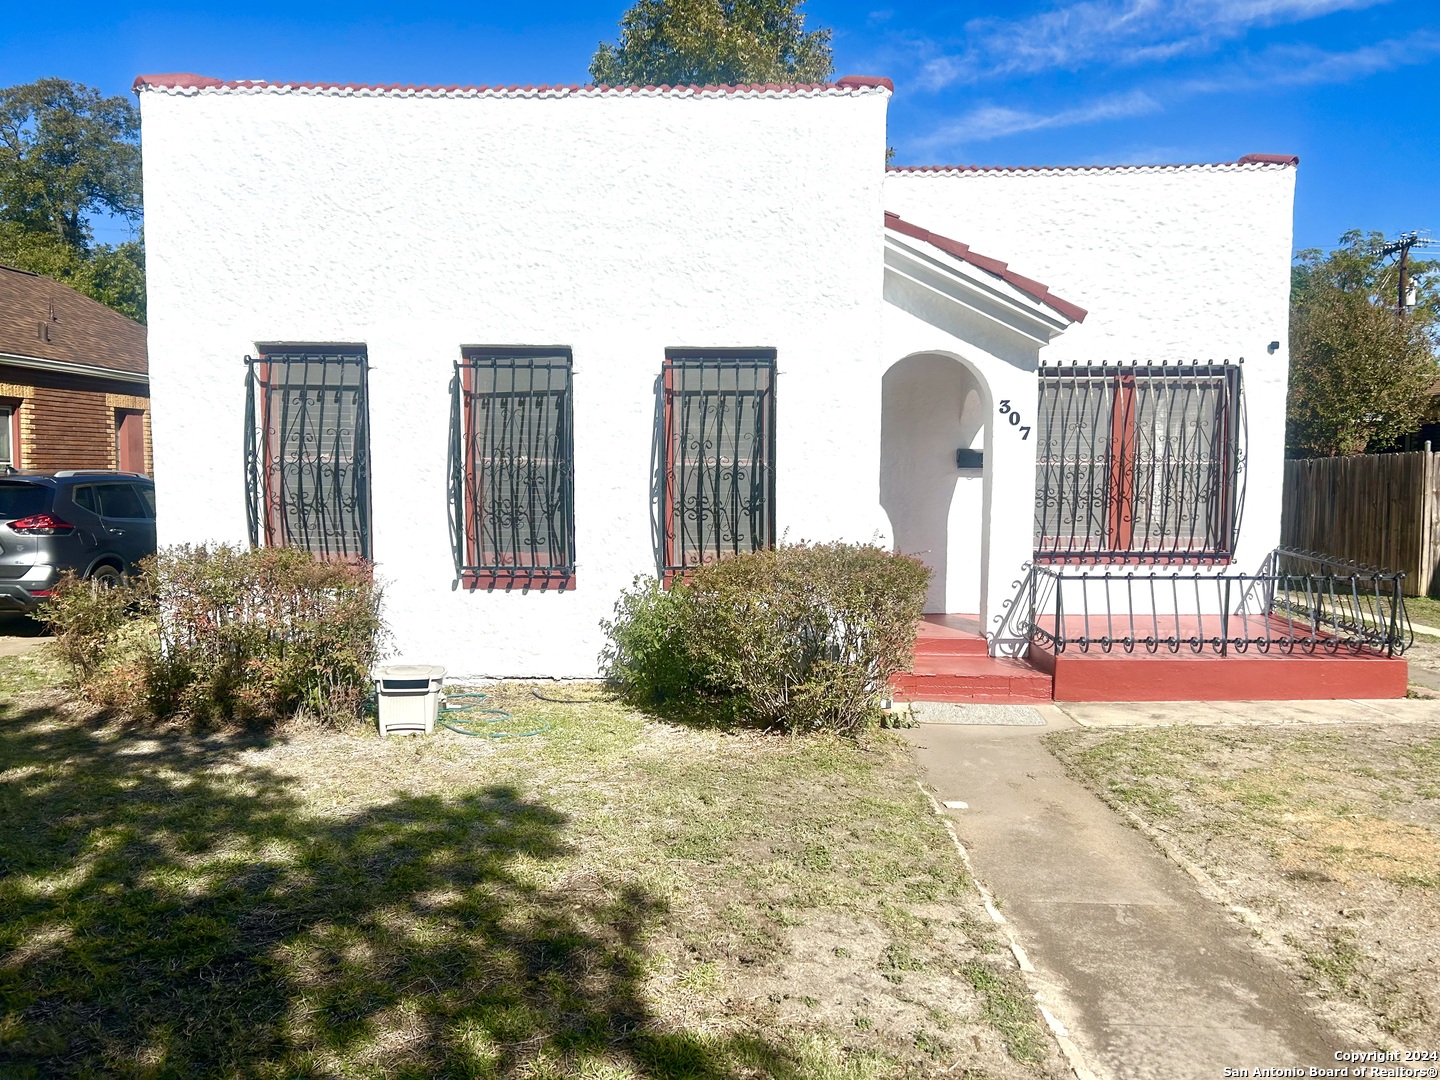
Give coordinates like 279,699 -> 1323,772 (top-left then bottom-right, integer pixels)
905,711 -> 1347,1080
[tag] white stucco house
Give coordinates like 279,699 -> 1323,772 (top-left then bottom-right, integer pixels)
134,71 -> 1338,694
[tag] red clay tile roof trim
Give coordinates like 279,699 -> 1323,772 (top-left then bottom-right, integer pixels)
889,154 -> 1298,175
132,72 -> 892,98
883,211 -> 1088,324
1237,152 -> 1300,166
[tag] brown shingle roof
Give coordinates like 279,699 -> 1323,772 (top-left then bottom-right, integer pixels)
0,265 -> 147,377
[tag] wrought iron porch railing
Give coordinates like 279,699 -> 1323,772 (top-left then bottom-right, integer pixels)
1014,547 -> 1411,657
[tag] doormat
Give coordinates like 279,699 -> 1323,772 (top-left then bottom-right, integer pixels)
908,702 -> 1046,726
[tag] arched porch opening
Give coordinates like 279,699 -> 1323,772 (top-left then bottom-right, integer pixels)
879,352 -> 990,616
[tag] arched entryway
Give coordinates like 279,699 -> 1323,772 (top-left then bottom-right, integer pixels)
880,353 -> 989,615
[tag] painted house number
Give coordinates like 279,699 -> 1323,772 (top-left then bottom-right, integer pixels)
998,399 -> 1031,440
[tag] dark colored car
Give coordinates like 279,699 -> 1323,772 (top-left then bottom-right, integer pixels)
0,472 -> 156,612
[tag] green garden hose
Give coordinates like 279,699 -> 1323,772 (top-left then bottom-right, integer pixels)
437,691 -> 552,738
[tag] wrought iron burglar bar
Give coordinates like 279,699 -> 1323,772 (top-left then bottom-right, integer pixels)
447,349 -> 575,590
1034,362 -> 1246,561
244,349 -> 371,560
661,350 -> 776,580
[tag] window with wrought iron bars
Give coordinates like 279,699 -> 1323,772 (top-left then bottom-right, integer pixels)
448,348 -> 576,590
244,346 -> 372,561
661,349 -> 776,581
1033,363 -> 1246,562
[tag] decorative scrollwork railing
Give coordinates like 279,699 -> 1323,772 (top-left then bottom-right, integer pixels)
1009,547 -> 1411,658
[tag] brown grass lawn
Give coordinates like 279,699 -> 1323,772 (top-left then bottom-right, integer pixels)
1046,722 -> 1440,1048
0,658 -> 1064,1079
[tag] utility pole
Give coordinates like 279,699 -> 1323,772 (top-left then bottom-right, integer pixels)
1378,232 -> 1436,315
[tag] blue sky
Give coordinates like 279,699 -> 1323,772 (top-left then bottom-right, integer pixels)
2,0 -> 1435,255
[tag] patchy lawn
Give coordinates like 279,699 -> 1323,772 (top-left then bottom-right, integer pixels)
1046,722 -> 1440,1048
0,662 -> 1062,1079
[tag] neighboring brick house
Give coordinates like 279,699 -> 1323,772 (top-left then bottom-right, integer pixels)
0,265 -> 151,474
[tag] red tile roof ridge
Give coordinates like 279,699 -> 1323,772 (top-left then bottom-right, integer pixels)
883,211 -> 1088,324
133,73 -> 893,97
889,155 -> 1298,175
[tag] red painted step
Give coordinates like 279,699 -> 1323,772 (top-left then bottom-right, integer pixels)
892,655 -> 1054,705
913,619 -> 991,658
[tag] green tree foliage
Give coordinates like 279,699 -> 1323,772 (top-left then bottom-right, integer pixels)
590,0 -> 833,86
0,78 -> 145,322
1287,231 -> 1439,457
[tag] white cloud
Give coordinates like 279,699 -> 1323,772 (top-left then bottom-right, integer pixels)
1182,31 -> 1440,90
914,89 -> 1162,150
908,29 -> 1440,157
919,0 -> 1393,89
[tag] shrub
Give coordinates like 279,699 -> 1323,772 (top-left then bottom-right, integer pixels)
598,576 -> 711,706
683,543 -> 930,734
598,544 -> 930,734
46,570 -> 160,711
45,545 -> 385,727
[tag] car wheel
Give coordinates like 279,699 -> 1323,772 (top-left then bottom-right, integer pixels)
88,565 -> 124,589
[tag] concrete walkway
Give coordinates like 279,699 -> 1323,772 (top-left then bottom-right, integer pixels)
905,710 -> 1346,1080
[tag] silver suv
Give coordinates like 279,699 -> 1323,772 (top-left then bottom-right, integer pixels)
0,472 -> 156,612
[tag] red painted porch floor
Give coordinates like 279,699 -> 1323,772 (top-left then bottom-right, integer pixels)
892,614 -> 1408,704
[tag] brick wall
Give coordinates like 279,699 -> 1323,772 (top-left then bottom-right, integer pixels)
0,364 -> 152,474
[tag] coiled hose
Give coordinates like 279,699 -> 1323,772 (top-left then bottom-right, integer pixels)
434,688 -> 599,743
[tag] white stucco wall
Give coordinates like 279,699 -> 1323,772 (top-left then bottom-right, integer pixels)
139,82 -> 891,678
883,162 -> 1297,586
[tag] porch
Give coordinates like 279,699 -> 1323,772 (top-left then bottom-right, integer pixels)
892,549 -> 1413,704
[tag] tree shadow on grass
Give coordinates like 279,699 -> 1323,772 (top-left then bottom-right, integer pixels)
0,700 -> 809,1078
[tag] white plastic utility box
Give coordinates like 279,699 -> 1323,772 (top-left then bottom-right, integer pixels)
372,665 -> 446,736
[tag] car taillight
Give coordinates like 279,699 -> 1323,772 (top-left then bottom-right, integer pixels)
8,513 -> 74,535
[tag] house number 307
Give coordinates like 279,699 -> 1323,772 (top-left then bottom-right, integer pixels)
998,399 -> 1032,440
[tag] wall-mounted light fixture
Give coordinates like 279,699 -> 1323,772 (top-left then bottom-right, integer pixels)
956,448 -> 983,469
1267,341 -> 1280,354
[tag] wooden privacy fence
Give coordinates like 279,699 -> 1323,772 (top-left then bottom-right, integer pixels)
1282,451 -> 1440,597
